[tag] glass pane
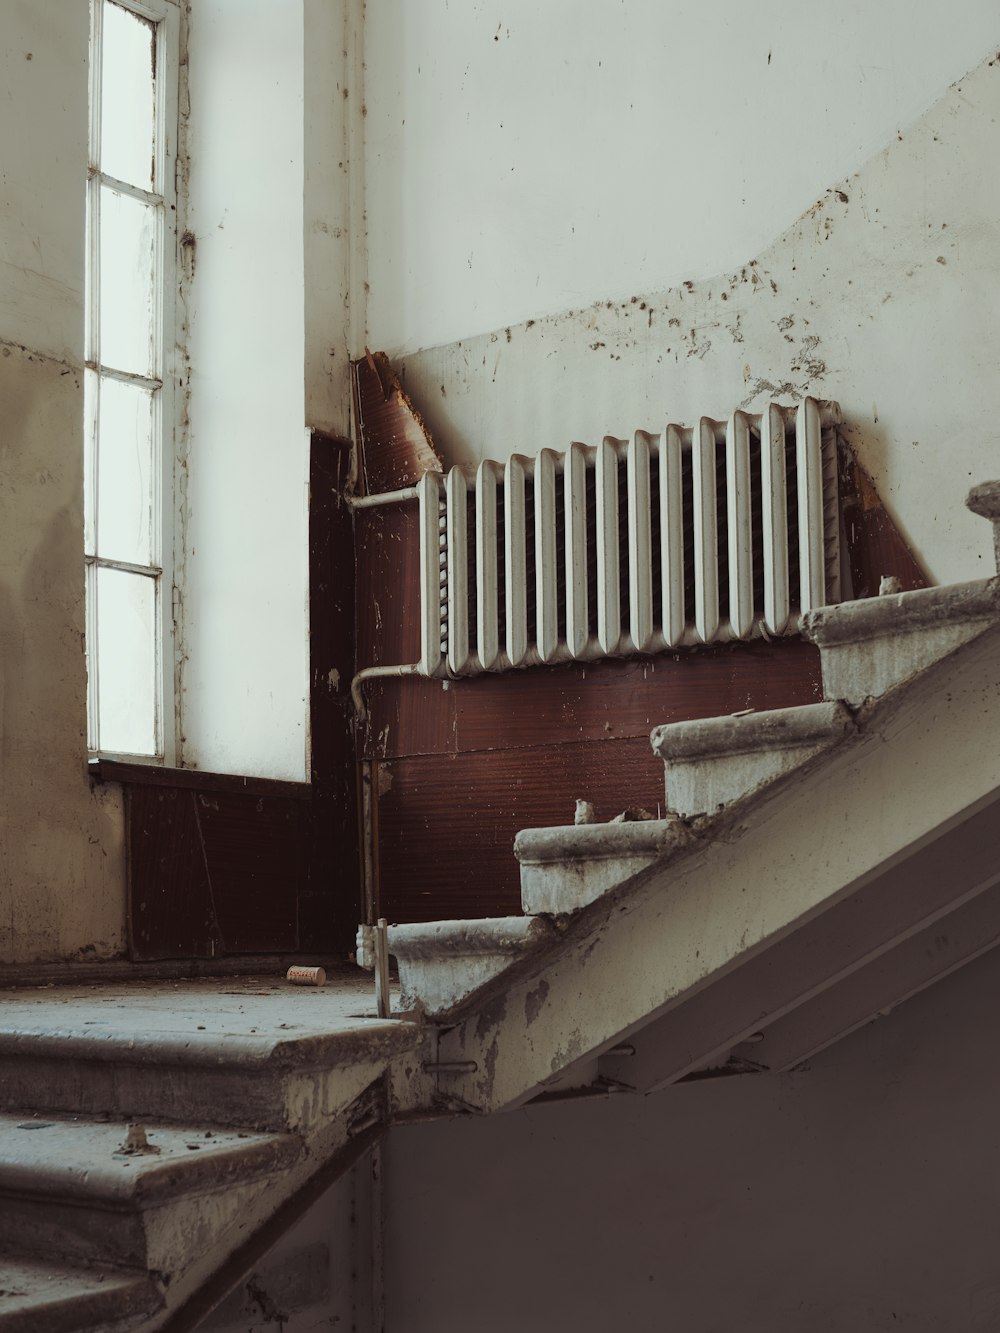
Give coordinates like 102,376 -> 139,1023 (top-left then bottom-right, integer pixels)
97,377 -> 155,565
100,1 -> 156,190
100,185 -> 157,377
84,370 -> 98,556
96,567 -> 158,755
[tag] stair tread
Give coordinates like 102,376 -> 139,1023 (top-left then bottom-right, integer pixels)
0,976 -> 417,1068
0,1254 -> 160,1333
0,1110 -> 301,1206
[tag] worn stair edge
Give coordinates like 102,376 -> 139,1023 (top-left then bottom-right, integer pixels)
0,1021 -> 416,1070
0,1119 -> 302,1210
0,1054 -> 388,1136
0,1256 -> 161,1333
651,699 -> 854,761
515,820 -> 688,916
387,917 -> 557,1015
0,1026 -> 420,1133
0,1118 -> 303,1272
650,700 -> 857,820
802,577 -> 1000,703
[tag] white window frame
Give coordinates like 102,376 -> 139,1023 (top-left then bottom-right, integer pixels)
85,0 -> 182,764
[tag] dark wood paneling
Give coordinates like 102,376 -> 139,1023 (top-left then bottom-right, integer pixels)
362,639 -> 823,760
308,431 -> 360,953
127,787 -> 216,959
375,737 -> 666,922
195,790 -> 304,954
127,785 -> 302,960
355,503 -> 422,671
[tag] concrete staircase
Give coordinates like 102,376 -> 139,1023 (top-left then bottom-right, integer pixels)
378,487 -> 1000,1109
3,484 -> 999,1329
0,979 -> 421,1331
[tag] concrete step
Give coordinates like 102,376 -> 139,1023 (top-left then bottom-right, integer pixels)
513,702 -> 855,916
0,1111 -> 301,1273
516,819 -> 686,916
383,917 -> 558,1015
0,979 -> 420,1133
802,576 -> 999,703
652,699 -> 857,819
0,1254 -> 160,1333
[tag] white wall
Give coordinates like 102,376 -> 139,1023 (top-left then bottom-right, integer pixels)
0,1 -> 127,964
364,0 -> 1000,355
382,945 -> 1000,1332
392,49 -> 1000,587
304,0 -> 357,438
182,0 -> 309,780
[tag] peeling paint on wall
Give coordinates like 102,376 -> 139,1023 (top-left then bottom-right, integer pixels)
391,52 -> 1000,587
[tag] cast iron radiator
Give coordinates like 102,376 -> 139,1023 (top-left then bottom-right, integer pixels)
351,397 -> 842,705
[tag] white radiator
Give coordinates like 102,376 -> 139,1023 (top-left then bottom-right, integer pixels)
411,397 -> 841,680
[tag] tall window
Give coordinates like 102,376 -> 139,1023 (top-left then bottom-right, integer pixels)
85,0 -> 180,760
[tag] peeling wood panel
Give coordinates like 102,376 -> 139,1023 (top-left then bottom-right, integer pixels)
353,351 -> 442,494
375,738 -> 665,922
361,639 -> 823,760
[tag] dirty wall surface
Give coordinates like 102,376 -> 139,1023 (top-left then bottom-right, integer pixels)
0,2 -> 126,963
394,53 -> 1000,588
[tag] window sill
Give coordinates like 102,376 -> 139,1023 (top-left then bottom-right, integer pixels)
88,758 -> 312,802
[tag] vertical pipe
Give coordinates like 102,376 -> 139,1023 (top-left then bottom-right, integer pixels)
446,467 -> 469,675
760,401 -> 790,634
535,448 -> 559,662
796,397 -> 826,613
505,454 -> 529,666
692,418 -> 719,643
726,411 -> 753,639
660,424 -> 685,647
597,436 -> 622,655
476,460 -> 501,670
628,432 -> 654,651
564,441 -> 589,659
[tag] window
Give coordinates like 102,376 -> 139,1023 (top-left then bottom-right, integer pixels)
85,0 -> 180,760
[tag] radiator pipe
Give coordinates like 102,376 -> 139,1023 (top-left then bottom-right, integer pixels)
351,662 -> 422,719
346,485 -> 420,509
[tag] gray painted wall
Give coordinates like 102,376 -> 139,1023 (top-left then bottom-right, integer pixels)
382,945 -> 1000,1332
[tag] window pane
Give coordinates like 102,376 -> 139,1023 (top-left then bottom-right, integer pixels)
97,377 -> 155,566
100,185 -> 157,377
84,370 -> 98,556
96,567 -> 158,755
100,1 -> 156,190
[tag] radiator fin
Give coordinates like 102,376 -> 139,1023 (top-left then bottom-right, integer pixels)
419,397 -> 841,679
